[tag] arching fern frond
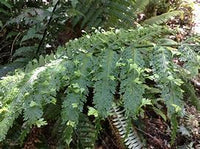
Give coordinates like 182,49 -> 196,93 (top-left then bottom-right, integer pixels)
120,48 -> 145,117
93,49 -> 119,117
0,58 -> 63,141
71,0 -> 137,29
74,114 -> 97,149
143,11 -> 182,25
150,46 -> 184,143
179,45 -> 200,77
62,52 -> 93,124
0,26 -> 199,146
132,0 -> 149,12
150,46 -> 184,116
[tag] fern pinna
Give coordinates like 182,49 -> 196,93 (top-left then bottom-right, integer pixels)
0,26 -> 199,147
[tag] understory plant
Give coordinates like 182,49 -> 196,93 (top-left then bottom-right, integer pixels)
0,0 -> 183,78
0,25 -> 199,148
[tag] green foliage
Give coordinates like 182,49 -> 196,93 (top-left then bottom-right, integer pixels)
120,48 -> 145,117
93,49 -> 119,117
0,0 -> 183,78
73,114 -> 97,149
71,0 -> 138,29
0,1 -> 54,77
0,0 -> 12,22
143,10 -> 182,25
0,26 -> 199,147
150,46 -> 184,116
181,81 -> 200,111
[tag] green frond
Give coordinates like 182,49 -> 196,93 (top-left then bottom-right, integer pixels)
85,8 -> 103,29
151,46 -> 184,116
21,26 -> 43,42
150,46 -> 184,142
0,26 -> 199,145
13,46 -> 38,58
143,11 -> 182,25
71,2 -> 91,27
62,53 -> 93,124
179,45 -> 200,77
93,49 -> 119,117
0,0 -> 12,9
120,48 -> 145,117
0,58 -> 63,141
181,79 -> 200,111
6,8 -> 50,25
80,3 -> 98,29
23,60 -> 66,126
132,0 -> 149,12
0,63 -> 24,78
75,114 -> 97,149
71,0 -> 138,29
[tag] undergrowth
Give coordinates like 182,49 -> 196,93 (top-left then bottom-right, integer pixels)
0,25 -> 199,148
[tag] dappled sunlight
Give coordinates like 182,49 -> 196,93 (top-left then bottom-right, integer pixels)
192,1 -> 200,34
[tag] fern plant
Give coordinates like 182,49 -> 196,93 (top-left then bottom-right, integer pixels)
0,0 -> 183,75
0,25 -> 199,147
0,1 -> 54,77
73,114 -> 97,149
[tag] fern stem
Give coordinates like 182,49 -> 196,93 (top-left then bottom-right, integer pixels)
36,0 -> 60,56
135,127 -> 154,140
10,32 -> 21,60
135,127 -> 163,147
